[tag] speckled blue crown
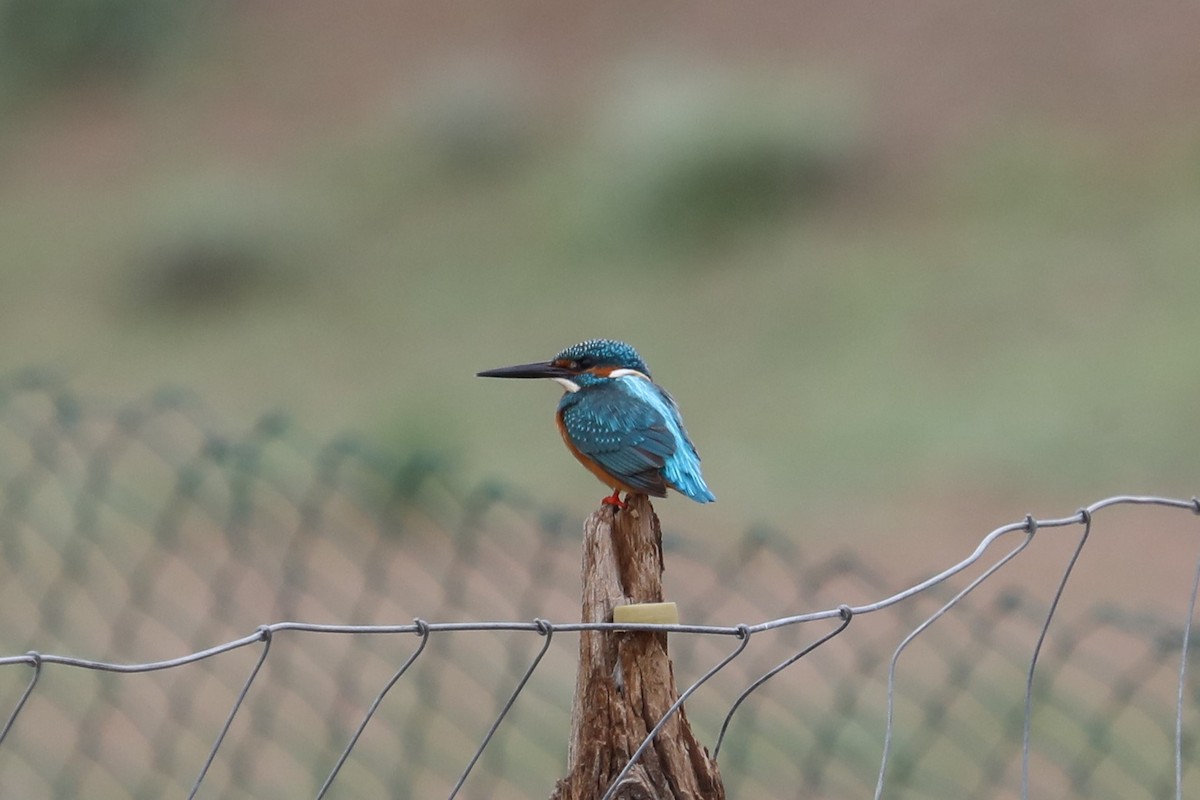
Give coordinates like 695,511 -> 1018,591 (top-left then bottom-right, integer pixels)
555,339 -> 651,377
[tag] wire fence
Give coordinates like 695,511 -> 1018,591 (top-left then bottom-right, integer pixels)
0,369 -> 1197,799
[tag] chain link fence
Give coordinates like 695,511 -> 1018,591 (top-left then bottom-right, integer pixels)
0,369 -> 1197,799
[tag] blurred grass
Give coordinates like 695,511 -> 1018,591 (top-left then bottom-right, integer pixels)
0,28 -> 1196,535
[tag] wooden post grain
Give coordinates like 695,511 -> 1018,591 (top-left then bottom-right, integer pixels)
549,494 -> 724,800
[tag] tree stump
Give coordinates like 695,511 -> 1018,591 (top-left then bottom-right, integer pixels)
549,494 -> 724,800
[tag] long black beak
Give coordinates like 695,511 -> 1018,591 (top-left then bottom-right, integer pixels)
476,360 -> 572,380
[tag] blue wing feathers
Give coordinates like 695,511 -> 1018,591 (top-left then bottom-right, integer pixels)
559,377 -> 714,503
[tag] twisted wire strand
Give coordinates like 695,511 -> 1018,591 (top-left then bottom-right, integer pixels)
0,653 -> 40,748
316,619 -> 432,800
600,624 -> 753,800
1021,509 -> 1092,799
1175,498 -> 1200,800
188,626 -> 273,800
449,618 -> 554,799
713,604 -> 854,759
873,516 -> 1037,800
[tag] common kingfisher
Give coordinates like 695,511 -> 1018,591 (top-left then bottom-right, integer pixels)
477,339 -> 715,508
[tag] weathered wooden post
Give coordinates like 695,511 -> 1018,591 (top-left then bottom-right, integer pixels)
550,495 -> 724,800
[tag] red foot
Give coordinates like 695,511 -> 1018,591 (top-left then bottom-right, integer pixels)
601,489 -> 628,510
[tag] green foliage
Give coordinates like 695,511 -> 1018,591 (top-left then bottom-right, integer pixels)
581,71 -> 867,251
119,176 -> 322,318
0,0 -> 198,96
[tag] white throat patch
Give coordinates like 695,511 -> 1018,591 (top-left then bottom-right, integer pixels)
552,377 -> 581,393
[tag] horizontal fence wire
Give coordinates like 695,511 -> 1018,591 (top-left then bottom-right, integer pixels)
0,369 -> 1197,799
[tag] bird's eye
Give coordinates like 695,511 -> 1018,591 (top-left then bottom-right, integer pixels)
575,356 -> 594,369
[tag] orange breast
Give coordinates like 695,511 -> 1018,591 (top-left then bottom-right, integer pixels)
555,409 -> 642,494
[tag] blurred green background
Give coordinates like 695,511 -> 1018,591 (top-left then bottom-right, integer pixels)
1,0 -> 1197,545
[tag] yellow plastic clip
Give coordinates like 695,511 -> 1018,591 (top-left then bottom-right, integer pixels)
612,602 -> 679,625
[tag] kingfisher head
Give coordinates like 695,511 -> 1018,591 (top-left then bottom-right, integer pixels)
477,338 -> 652,392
